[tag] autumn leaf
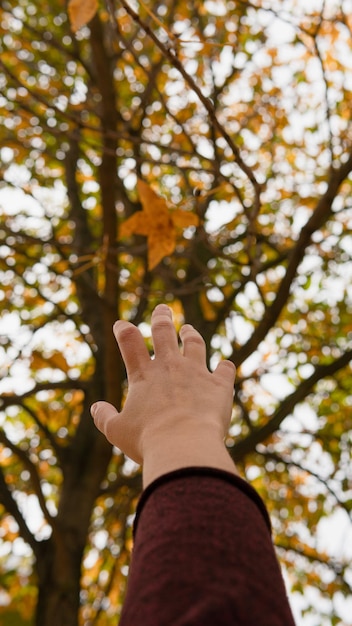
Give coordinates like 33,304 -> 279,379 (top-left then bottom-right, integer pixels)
30,350 -> 70,373
120,179 -> 199,269
68,0 -> 98,32
199,292 -> 217,321
2,2 -> 352,623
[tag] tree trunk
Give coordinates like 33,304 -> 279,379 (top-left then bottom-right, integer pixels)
35,535 -> 82,626
34,427 -> 112,625
33,13 -> 122,625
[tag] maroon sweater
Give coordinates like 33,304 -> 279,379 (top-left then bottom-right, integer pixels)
119,467 -> 296,625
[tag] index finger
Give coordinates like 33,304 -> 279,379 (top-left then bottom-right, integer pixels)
113,320 -> 150,382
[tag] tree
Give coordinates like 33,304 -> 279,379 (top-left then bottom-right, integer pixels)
0,0 -> 351,624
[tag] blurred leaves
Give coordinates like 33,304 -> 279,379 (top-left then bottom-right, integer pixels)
0,0 -> 351,624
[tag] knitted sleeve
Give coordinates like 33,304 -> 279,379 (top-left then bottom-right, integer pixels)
119,467 -> 296,626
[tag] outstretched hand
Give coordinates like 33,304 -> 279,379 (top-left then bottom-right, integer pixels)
91,304 -> 237,486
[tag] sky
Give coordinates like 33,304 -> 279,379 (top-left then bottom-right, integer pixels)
1,0 -> 352,622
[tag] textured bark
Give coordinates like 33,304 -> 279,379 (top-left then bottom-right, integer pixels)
33,12 -> 121,626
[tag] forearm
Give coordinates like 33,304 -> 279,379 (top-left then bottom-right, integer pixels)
120,470 -> 296,626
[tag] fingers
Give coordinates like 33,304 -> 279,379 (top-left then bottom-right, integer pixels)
91,401 -> 120,443
113,320 -> 150,382
151,304 -> 179,358
213,359 -> 236,385
180,324 -> 206,362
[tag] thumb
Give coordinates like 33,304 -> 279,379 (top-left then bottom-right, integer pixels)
91,401 -> 120,443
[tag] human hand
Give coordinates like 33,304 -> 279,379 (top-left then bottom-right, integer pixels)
91,304 -> 237,486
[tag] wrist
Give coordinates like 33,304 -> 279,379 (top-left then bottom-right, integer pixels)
141,426 -> 238,488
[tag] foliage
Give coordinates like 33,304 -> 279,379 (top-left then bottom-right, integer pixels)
119,178 -> 199,269
0,0 -> 351,624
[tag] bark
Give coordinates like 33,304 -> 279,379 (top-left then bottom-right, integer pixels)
35,536 -> 82,626
33,12 -> 122,626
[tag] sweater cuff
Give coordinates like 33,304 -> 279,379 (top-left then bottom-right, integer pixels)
133,466 -> 271,537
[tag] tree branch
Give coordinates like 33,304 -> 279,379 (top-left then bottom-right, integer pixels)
233,150 -> 352,365
0,464 -> 39,554
0,381 -> 86,410
259,450 -> 351,517
232,347 -> 352,461
0,430 -> 56,527
118,0 -> 261,195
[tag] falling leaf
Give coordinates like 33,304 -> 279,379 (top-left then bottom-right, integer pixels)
68,0 -> 98,33
120,179 -> 199,270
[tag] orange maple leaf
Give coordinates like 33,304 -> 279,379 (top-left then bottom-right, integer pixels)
120,179 -> 199,269
68,0 -> 98,33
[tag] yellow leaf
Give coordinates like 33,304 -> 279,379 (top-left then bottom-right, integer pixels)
147,230 -> 176,269
68,0 -> 98,33
120,179 -> 199,270
47,351 -> 71,373
30,350 -> 70,373
199,292 -> 217,321
172,210 -> 199,229
119,211 -> 153,238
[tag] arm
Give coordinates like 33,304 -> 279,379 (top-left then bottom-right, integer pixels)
91,304 -> 296,625
120,469 -> 296,626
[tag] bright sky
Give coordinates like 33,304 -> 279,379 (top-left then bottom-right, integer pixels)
1,0 -> 352,622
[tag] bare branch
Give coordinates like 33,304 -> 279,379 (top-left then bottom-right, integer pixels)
117,0 -> 262,196
0,464 -> 39,553
0,381 -> 86,410
0,430 -> 56,527
233,150 -> 352,365
232,347 -> 352,461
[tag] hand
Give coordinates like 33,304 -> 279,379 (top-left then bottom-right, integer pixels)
91,304 -> 237,486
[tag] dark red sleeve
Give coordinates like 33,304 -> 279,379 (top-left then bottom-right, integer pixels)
119,467 -> 296,626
